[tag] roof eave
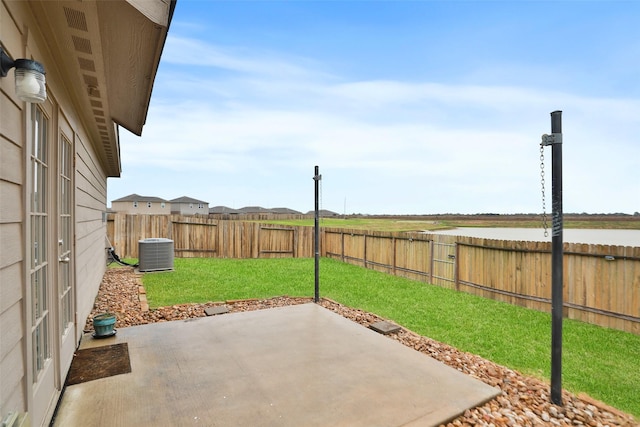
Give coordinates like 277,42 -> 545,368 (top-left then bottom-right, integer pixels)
29,0 -> 175,177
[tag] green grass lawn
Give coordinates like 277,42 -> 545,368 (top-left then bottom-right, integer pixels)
258,217 -> 640,232
259,217 -> 453,232
141,257 -> 640,418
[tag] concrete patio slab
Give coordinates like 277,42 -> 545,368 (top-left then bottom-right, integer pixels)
53,303 -> 499,427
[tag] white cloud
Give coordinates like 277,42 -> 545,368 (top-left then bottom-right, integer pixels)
115,36 -> 640,214
163,35 -> 327,79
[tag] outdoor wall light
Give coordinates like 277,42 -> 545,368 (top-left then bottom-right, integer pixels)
1,46 -> 47,103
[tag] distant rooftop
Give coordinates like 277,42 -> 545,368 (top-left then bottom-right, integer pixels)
238,206 -> 273,213
306,209 -> 340,216
210,206 -> 241,214
112,193 -> 167,203
169,196 -> 209,204
270,207 -> 303,215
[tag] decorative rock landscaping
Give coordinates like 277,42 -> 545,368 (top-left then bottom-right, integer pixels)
86,267 -> 637,427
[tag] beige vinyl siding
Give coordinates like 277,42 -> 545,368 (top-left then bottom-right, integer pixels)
1,0 -> 172,423
143,203 -> 170,215
0,339 -> 25,415
111,200 -> 171,215
74,131 -> 108,332
0,259 -> 26,415
172,202 -> 210,216
0,2 -> 28,414
0,127 -> 28,415
1,3 -> 108,420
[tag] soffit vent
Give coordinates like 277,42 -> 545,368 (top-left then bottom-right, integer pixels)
83,74 -> 98,87
71,36 -> 92,54
63,7 -> 88,32
78,57 -> 95,72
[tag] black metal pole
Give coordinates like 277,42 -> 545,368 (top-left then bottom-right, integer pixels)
550,110 -> 563,405
313,166 -> 321,303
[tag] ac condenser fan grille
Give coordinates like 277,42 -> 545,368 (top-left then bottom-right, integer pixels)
138,238 -> 174,272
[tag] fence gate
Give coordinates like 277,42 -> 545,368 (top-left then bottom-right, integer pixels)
259,226 -> 296,258
431,236 -> 457,289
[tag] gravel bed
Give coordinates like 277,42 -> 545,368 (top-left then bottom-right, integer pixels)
85,267 -> 637,427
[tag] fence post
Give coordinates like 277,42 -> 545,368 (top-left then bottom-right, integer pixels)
313,166 -> 321,303
429,239 -> 435,284
454,243 -> 460,291
363,234 -> 367,268
392,237 -> 397,276
542,110 -> 564,406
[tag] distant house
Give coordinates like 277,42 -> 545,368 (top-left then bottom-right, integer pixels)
170,196 -> 209,216
271,207 -> 303,215
111,194 -> 170,214
209,206 -> 241,215
238,206 -> 273,214
306,209 -> 340,217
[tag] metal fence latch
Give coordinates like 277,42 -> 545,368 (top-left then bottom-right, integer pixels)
541,133 -> 562,146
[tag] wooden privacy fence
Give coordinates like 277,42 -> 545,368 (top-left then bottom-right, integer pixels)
107,213 -> 315,259
323,229 -> 435,282
323,228 -> 639,335
454,237 -> 640,334
107,214 -> 640,334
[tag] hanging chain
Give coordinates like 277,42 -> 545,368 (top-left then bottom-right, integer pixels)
540,145 -> 549,237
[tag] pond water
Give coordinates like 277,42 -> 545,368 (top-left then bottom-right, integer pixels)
426,228 -> 640,247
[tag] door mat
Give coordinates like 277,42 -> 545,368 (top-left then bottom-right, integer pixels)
65,343 -> 131,386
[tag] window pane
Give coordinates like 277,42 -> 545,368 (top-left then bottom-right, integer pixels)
32,271 -> 39,322
30,104 -> 51,381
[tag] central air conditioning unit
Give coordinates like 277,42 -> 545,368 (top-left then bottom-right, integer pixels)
138,238 -> 174,272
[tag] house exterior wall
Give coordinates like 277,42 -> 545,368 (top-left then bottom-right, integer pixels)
112,199 -> 170,215
74,128 -> 109,332
172,202 -> 210,216
1,1 -> 36,421
1,0 -> 172,424
0,31 -> 27,424
1,3 -> 105,425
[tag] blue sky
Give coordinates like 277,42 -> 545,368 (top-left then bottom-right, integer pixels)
108,0 -> 640,215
